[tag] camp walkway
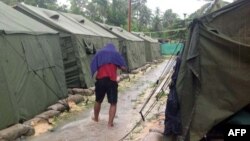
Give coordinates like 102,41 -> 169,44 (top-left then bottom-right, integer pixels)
24,60 -> 169,141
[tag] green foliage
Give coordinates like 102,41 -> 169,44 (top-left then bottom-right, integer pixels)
163,9 -> 179,28
156,91 -> 166,100
25,0 -> 58,9
84,0 -> 109,22
151,8 -> 163,38
106,0 -> 127,26
69,0 -> 127,26
131,0 -> 152,31
57,4 -> 69,12
0,0 -> 18,6
69,0 -> 87,15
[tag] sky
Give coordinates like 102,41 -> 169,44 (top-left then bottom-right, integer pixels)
146,0 -> 234,18
57,0 -> 234,19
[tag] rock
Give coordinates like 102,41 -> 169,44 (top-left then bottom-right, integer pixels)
47,103 -> 67,112
141,64 -> 151,72
118,74 -> 130,82
67,88 -> 73,94
142,131 -> 164,141
153,60 -> 159,64
72,88 -> 94,96
0,136 -> 5,141
35,110 -> 60,120
131,69 -> 141,74
24,118 -> 43,127
145,67 -> 152,72
0,124 -> 34,141
67,94 -> 85,104
89,87 -> 95,91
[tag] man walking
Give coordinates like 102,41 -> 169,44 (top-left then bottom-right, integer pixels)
90,43 -> 126,127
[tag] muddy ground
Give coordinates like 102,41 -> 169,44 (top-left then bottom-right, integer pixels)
19,59 -> 171,141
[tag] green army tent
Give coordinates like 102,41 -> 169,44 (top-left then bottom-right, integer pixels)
60,12 -> 119,50
15,3 -> 119,88
133,32 -> 161,62
0,2 -> 67,130
167,0 -> 250,140
190,0 -> 229,19
97,23 -> 147,70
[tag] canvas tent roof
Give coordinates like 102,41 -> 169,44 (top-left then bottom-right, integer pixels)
0,2 -> 57,34
61,13 -> 117,39
168,0 -> 250,140
16,3 -> 98,36
97,23 -> 144,41
133,32 -> 158,43
189,0 -> 229,18
14,3 -> 120,88
133,32 -> 161,62
203,0 -> 229,15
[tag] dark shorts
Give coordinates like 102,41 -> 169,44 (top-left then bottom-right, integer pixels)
95,77 -> 118,104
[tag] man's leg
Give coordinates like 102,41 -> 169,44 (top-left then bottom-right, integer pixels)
93,102 -> 101,122
107,80 -> 118,127
108,103 -> 117,127
93,79 -> 106,122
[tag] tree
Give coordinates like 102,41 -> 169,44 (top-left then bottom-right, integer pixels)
1,0 -> 18,6
106,0 -> 127,26
69,0 -> 127,26
69,0 -> 88,15
84,0 -> 109,22
162,9 -> 178,29
151,7 -> 163,37
57,4 -> 69,12
131,0 -> 152,31
137,5 -> 152,31
22,0 -> 58,10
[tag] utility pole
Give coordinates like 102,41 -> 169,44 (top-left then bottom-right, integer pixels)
128,0 -> 131,32
183,13 -> 187,27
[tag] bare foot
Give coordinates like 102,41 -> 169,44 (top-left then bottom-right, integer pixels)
92,117 -> 98,122
108,123 -> 114,128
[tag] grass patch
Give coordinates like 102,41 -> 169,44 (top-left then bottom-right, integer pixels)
156,91 -> 167,100
163,55 -> 172,59
50,96 -> 95,127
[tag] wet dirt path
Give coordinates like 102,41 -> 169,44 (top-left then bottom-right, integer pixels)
25,59 -> 169,141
